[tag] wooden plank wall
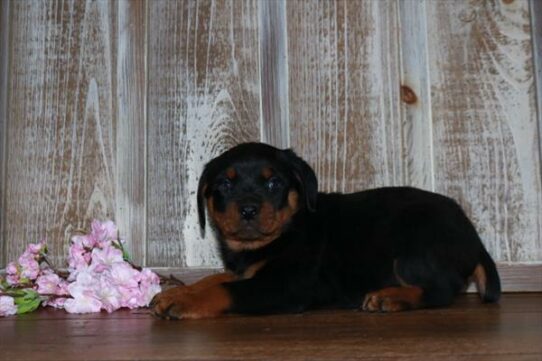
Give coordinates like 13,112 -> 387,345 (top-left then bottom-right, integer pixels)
0,0 -> 541,290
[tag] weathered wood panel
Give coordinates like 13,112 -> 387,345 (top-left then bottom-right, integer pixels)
115,0 -> 147,266
3,0 -> 118,266
397,0 -> 434,190
0,0 -> 10,268
531,0 -> 542,176
146,0 -> 261,267
286,0 -> 405,193
427,0 -> 542,262
4,1 -> 115,264
259,0 -> 289,148
1,0 -> 148,267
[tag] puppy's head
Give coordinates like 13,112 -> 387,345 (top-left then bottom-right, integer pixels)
197,143 -> 317,251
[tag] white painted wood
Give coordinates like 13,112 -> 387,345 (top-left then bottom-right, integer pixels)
3,0 -> 117,265
286,0 -> 403,193
115,0 -> 147,266
146,0 -> 261,268
0,0 -> 10,268
530,0 -> 542,180
397,0 -> 434,191
259,0 -> 290,148
426,0 -> 542,262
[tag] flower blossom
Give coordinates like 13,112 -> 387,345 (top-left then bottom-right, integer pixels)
1,220 -> 162,316
0,296 -> 17,317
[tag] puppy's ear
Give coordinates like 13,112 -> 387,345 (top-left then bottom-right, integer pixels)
197,165 -> 210,237
280,149 -> 318,212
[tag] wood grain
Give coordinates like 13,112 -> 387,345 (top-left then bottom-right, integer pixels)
397,0 -> 434,190
3,0 -> 118,266
115,0 -> 147,266
0,294 -> 541,360
286,0 -> 404,193
259,0 -> 289,148
531,0 -> 542,175
426,0 -> 542,262
146,0 -> 261,268
0,0 -> 10,268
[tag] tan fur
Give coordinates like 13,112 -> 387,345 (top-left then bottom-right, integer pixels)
471,263 -> 487,299
242,260 -> 267,279
362,286 -> 424,312
261,166 -> 273,179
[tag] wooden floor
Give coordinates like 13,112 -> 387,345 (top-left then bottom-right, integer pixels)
0,294 -> 541,361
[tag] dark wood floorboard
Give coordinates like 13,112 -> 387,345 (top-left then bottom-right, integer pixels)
0,294 -> 541,361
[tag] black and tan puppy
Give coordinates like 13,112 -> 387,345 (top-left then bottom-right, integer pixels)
151,142 -> 500,319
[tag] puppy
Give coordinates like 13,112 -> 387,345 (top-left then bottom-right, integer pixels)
151,142 -> 500,319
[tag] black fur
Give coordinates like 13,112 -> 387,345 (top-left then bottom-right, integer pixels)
198,142 -> 501,314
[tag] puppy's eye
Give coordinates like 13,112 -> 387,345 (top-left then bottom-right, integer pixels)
266,177 -> 282,192
217,178 -> 233,191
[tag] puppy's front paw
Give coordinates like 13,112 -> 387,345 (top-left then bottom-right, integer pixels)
150,286 -> 193,320
150,285 -> 232,320
361,287 -> 423,312
362,292 -> 405,312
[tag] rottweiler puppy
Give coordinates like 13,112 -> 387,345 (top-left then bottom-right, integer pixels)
151,142 -> 500,319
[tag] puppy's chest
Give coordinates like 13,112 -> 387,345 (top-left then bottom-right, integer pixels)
222,250 -> 268,278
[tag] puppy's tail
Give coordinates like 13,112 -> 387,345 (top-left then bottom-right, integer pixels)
472,247 -> 501,303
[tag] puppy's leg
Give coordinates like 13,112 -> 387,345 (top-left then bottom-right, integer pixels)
362,286 -> 424,312
151,272 -> 237,319
152,274 -> 312,319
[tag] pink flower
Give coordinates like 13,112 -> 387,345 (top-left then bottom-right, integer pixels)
6,262 -> 18,275
109,262 -> 140,289
138,268 -> 161,306
117,286 -> 141,309
64,270 -> 102,314
5,262 -> 20,285
91,220 -> 118,247
57,279 -> 70,296
63,292 -> 102,314
6,274 -> 20,286
1,219 -> 164,317
71,234 -> 96,249
43,297 -> 67,309
90,246 -> 123,273
95,277 -> 121,313
0,296 -> 17,317
67,243 -> 90,280
26,240 -> 46,255
36,272 -> 61,295
18,254 -> 40,280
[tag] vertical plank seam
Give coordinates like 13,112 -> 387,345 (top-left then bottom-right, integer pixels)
0,0 -> 11,267
421,0 -> 435,192
116,0 -> 147,266
530,0 -> 542,187
143,0 -> 149,267
281,0 -> 290,148
258,0 -> 264,143
258,0 -> 289,148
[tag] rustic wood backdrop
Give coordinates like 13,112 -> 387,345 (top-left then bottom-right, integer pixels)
1,0 -> 541,291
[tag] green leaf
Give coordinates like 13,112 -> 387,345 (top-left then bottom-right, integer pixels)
16,297 -> 41,314
113,240 -> 132,262
13,289 -> 41,314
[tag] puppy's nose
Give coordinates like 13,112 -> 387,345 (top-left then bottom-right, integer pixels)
240,205 -> 258,220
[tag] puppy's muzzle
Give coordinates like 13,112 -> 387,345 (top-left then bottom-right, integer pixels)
240,204 -> 258,220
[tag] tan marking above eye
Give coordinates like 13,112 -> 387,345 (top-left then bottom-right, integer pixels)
261,166 -> 273,179
226,167 -> 236,179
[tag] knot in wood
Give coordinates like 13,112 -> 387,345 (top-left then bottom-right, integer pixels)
400,85 -> 417,105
